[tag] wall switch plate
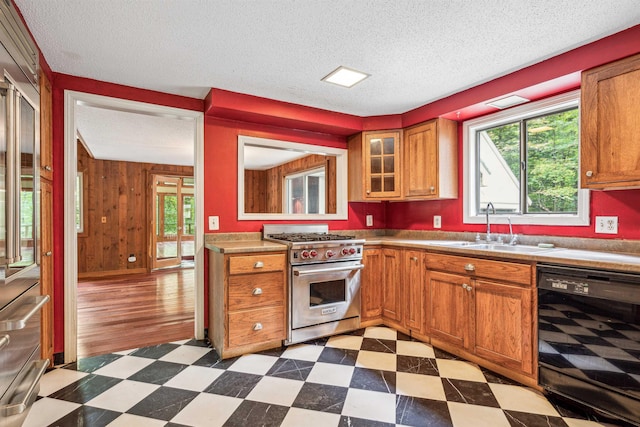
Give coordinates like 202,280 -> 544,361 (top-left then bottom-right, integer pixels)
209,215 -> 220,231
366,215 -> 373,227
433,215 -> 442,229
595,216 -> 618,234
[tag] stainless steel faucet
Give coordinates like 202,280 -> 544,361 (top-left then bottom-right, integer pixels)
485,202 -> 495,242
508,216 -> 518,245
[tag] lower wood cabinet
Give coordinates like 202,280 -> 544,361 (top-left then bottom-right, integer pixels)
382,248 -> 403,323
426,253 -> 535,381
361,247 -> 383,323
403,250 -> 426,334
209,250 -> 287,359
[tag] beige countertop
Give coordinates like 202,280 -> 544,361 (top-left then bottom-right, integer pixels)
205,240 -> 287,254
367,237 -> 640,273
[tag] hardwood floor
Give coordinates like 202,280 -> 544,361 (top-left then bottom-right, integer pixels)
77,267 -> 195,357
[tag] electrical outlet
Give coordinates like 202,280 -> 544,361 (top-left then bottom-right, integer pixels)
366,215 -> 373,227
101,216 -> 107,223
595,216 -> 618,234
209,215 -> 220,231
433,215 -> 442,229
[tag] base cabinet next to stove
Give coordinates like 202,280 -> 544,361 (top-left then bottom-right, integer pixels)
208,250 -> 287,359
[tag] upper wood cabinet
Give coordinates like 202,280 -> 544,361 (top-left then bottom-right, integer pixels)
348,130 -> 402,200
403,118 -> 458,199
39,69 -> 53,181
581,53 -> 640,189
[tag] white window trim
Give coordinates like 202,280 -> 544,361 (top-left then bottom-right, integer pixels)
462,90 -> 590,226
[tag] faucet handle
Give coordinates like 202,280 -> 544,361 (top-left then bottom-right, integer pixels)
509,234 -> 519,246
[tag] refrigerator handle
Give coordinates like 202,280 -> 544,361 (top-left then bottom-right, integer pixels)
5,83 -> 16,264
12,89 -> 21,263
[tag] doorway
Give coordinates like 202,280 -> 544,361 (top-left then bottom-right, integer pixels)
152,175 -> 195,269
64,91 -> 205,363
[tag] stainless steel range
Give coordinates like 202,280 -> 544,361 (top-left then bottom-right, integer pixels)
264,224 -> 365,345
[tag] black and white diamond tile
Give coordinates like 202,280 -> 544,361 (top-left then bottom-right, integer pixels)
26,328 -> 625,427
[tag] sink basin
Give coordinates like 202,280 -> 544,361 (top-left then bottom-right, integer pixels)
420,240 -> 476,247
466,244 -> 553,254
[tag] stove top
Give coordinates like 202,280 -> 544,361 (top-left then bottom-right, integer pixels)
267,232 -> 356,243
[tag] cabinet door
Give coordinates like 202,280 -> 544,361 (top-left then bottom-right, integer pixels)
403,121 -> 438,198
403,250 -> 425,333
581,53 -> 640,189
40,178 -> 54,363
427,270 -> 469,349
39,69 -> 53,181
472,279 -> 533,375
382,248 -> 402,322
364,132 -> 401,199
361,248 -> 383,321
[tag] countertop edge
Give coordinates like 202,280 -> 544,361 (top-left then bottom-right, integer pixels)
205,241 -> 287,254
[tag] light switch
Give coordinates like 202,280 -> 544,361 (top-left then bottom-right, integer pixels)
366,215 -> 373,227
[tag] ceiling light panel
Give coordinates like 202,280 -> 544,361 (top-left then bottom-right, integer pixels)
322,66 -> 370,88
486,95 -> 530,109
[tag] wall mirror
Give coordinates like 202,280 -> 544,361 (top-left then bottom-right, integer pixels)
238,135 -> 348,220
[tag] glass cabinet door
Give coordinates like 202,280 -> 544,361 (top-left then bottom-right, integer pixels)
364,131 -> 401,198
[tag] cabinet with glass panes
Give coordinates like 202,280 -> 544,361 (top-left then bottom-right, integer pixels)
347,130 -> 402,200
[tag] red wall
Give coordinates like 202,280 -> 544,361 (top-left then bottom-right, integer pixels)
203,117 -> 386,232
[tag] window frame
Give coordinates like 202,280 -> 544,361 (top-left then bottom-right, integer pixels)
462,90 -> 589,226
283,166 -> 326,214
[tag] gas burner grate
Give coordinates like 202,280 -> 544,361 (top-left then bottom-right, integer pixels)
268,232 -> 356,242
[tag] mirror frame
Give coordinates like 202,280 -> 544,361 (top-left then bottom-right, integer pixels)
238,135 -> 348,220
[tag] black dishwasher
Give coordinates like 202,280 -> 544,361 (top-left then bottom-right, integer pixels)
538,264 -> 640,426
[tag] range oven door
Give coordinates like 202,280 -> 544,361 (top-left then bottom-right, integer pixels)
291,260 -> 363,330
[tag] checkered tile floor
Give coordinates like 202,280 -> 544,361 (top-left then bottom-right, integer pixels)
27,326 -> 621,427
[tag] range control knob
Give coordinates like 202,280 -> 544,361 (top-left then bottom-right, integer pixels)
349,247 -> 356,255
309,250 -> 318,258
300,250 -> 310,259
341,248 -> 351,256
326,250 -> 335,258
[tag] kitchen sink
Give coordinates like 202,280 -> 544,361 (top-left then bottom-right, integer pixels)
421,240 -> 477,247
465,243 -> 554,254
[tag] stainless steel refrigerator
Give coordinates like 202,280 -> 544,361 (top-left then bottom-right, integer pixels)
0,31 -> 49,427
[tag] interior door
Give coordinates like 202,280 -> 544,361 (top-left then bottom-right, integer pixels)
151,175 -> 182,269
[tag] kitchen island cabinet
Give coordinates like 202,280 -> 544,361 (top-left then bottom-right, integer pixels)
208,249 -> 287,359
426,253 -> 535,385
581,52 -> 640,189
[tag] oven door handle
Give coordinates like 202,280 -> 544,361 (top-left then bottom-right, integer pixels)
293,264 -> 364,276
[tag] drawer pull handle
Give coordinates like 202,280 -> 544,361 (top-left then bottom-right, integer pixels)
252,287 -> 263,296
410,257 -> 418,261
462,283 -> 472,291
253,323 -> 263,331
254,261 -> 264,268
0,358 -> 49,416
0,295 -> 50,332
464,263 -> 475,272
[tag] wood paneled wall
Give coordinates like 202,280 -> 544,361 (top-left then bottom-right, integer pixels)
77,142 -> 193,277
244,154 -> 337,214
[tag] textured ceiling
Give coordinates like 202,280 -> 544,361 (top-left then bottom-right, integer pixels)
14,1 -> 640,164
15,0 -> 640,117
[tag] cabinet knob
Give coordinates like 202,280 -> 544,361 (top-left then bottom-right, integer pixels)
44,165 -> 52,171
430,186 -> 435,193
410,256 -> 418,261
44,251 -> 52,257
252,287 -> 263,296
462,283 -> 472,291
254,261 -> 264,268
585,170 -> 593,177
464,263 -> 475,272
366,189 -> 371,194
253,323 -> 263,331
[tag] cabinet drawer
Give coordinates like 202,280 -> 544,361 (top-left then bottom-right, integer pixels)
426,253 -> 532,286
228,307 -> 284,347
228,272 -> 285,310
229,254 -> 285,275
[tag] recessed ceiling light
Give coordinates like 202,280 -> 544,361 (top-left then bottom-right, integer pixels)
486,95 -> 529,109
322,66 -> 370,88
